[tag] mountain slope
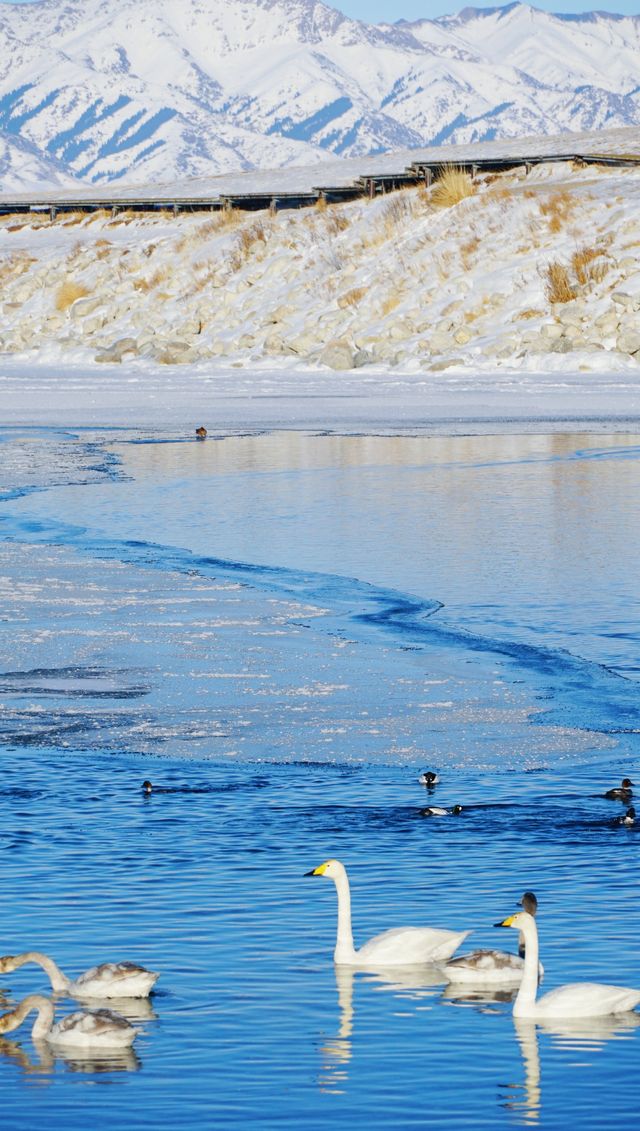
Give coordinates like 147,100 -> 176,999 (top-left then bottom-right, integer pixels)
0,0 -> 638,188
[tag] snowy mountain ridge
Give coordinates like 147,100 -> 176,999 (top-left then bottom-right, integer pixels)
0,0 -> 639,190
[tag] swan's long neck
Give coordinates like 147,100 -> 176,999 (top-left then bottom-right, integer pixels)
8,952 -> 70,993
513,916 -> 540,1017
332,869 -> 356,963
0,995 -> 54,1039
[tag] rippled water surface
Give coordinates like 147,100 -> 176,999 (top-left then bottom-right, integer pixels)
1,427 -> 639,1129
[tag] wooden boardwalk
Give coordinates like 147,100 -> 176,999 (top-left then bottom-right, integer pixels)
0,151 -> 638,220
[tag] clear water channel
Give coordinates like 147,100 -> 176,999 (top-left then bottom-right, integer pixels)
0,426 -> 639,1129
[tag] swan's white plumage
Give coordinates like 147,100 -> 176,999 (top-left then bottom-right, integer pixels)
306,858 -> 468,967
0,952 -> 158,999
497,911 -> 640,1018
0,994 -> 137,1049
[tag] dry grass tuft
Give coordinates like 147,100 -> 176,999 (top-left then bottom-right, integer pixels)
431,166 -> 476,208
133,268 -> 168,293
539,190 -> 575,233
315,195 -> 328,212
338,285 -> 368,309
515,308 -> 545,321
55,280 -> 89,311
544,262 -> 577,304
571,245 -> 610,286
380,291 -> 401,317
324,209 -> 350,236
94,238 -> 113,261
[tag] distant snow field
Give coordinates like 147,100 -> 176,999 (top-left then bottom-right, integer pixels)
1,138 -> 640,430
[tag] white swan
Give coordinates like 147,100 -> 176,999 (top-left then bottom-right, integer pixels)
443,891 -> 543,986
495,911 -> 640,1018
0,994 -> 137,1050
0,952 -> 159,1000
305,858 -> 469,966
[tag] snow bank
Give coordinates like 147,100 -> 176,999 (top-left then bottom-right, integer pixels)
1,153 -> 640,430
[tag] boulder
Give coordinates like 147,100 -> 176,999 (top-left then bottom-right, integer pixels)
318,339 -> 355,370
94,337 -> 139,363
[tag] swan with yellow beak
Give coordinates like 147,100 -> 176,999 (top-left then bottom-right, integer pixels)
305,858 -> 469,967
495,910 -> 640,1018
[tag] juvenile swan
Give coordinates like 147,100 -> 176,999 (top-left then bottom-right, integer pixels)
0,994 -> 137,1049
443,892 -> 542,986
0,952 -> 159,1000
305,858 -> 469,966
494,911 -> 640,1018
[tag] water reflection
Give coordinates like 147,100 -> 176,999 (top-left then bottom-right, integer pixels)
0,1036 -> 140,1078
319,964 -> 443,1093
503,1013 -> 640,1126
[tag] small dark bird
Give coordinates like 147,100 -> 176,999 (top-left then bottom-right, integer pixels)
617,806 -> 636,826
195,426 -> 207,440
142,780 -> 153,794
418,771 -> 439,787
604,777 -> 634,800
420,804 -> 462,817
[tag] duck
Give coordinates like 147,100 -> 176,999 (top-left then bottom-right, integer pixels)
418,771 -> 439,787
142,780 -> 210,795
442,892 -> 542,986
304,858 -> 469,966
420,805 -> 463,817
0,952 -> 159,1000
494,910 -> 640,1018
604,778 -> 634,800
616,806 -> 636,826
195,426 -> 207,440
0,994 -> 137,1049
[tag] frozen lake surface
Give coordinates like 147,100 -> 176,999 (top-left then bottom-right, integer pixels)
1,425 -> 639,1129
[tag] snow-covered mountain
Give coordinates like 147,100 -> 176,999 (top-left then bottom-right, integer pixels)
0,0 -> 639,189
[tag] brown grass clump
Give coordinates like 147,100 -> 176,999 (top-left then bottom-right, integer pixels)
55,280 -> 89,311
571,245 -> 610,286
324,209 -> 350,236
133,268 -> 168,293
539,190 -> 575,233
219,207 -> 242,228
380,291 -> 401,317
544,262 -> 577,304
338,285 -> 367,309
431,166 -> 476,208
315,194 -> 328,212
515,308 -> 545,321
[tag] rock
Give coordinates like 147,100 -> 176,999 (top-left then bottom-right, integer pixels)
611,291 -> 638,311
353,348 -> 373,368
548,337 -> 573,353
429,357 -> 466,371
616,330 -> 640,355
453,326 -> 473,345
94,337 -> 139,363
318,339 -> 355,370
539,322 -> 564,340
70,296 -> 103,319
155,339 -> 194,364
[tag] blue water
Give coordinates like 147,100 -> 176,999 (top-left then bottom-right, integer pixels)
1,427 -> 640,1129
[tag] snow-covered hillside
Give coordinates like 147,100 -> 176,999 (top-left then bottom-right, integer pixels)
0,0 -> 639,189
1,154 -> 639,377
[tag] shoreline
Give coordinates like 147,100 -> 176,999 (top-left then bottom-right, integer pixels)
4,359 -> 640,433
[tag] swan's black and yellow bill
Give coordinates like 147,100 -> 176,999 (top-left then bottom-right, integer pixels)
494,915 -> 516,928
304,862 -> 328,877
